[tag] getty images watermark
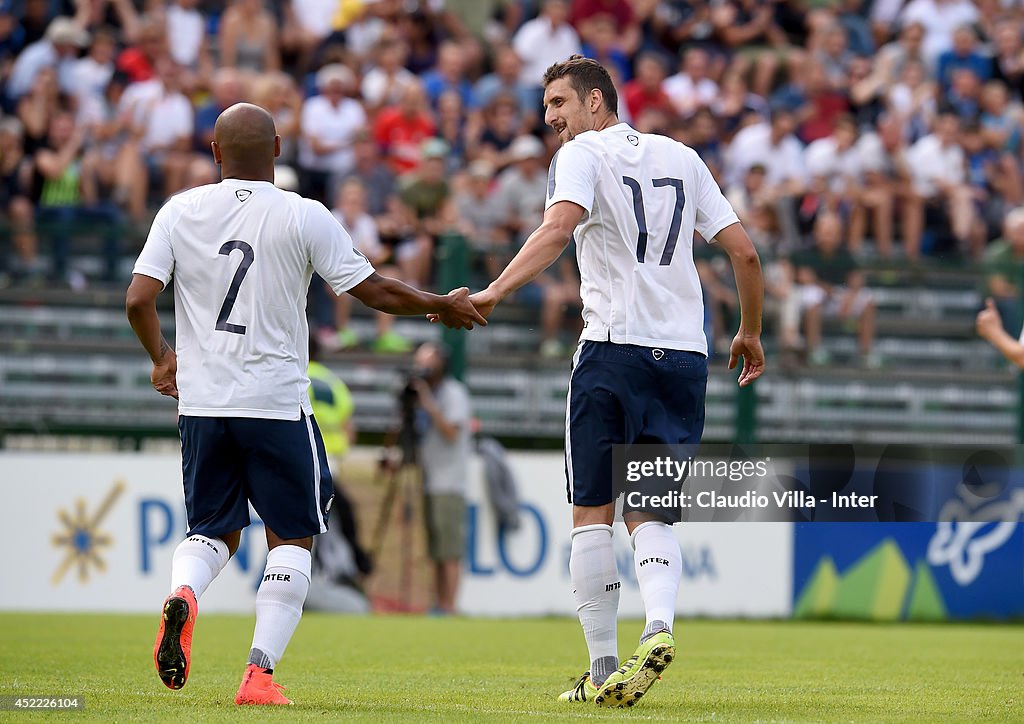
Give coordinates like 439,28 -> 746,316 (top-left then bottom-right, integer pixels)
610,444 -> 1024,523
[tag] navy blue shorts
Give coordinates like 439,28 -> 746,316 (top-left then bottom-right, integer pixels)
178,414 -> 334,540
565,341 -> 708,506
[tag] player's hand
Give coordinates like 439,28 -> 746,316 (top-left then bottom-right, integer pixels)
469,288 -> 499,320
151,348 -> 178,399
729,332 -> 765,387
427,288 -> 498,326
431,287 -> 488,329
976,298 -> 1003,342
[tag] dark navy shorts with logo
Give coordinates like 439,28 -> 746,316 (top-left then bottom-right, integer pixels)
178,413 -> 334,539
565,340 -> 708,506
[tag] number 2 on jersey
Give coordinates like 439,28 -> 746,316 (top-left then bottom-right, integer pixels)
622,176 -> 685,265
215,240 -> 254,334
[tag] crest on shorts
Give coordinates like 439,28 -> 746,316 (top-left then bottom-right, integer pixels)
235,189 -> 252,202
627,134 -> 639,146
652,349 -> 664,360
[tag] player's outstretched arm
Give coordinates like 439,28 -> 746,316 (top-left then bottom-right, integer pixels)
470,200 -> 584,316
126,273 -> 178,399
977,298 -> 1024,368
348,272 -> 487,330
715,222 -> 765,387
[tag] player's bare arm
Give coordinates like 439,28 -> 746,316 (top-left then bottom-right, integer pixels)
715,222 -> 766,387
348,272 -> 486,330
471,200 -> 585,317
126,273 -> 178,399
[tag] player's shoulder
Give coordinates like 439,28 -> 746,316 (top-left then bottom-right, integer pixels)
164,182 -> 216,207
568,129 -> 607,152
154,182 -> 218,221
599,124 -> 692,155
294,193 -> 346,235
633,128 -> 701,164
294,192 -> 332,219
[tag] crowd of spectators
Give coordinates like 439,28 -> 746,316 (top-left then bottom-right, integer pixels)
1,0 -> 1023,363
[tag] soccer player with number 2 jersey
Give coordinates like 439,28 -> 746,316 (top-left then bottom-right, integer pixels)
127,103 -> 484,705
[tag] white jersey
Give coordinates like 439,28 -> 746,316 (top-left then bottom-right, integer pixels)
546,123 -> 739,354
134,179 -> 374,419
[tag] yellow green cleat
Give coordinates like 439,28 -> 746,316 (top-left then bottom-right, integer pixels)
558,671 -> 599,702
594,631 -> 675,708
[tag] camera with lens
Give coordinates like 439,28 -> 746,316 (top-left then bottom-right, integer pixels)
395,366 -> 432,463
398,366 -> 432,418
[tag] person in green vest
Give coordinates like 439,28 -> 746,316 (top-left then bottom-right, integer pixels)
306,335 -> 374,612
308,335 -> 356,459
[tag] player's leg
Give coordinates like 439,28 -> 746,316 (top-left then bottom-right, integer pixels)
626,519 -> 681,644
597,348 -> 707,707
561,341 -> 630,700
169,529 -> 239,599
156,417 -> 250,691
559,503 -> 616,702
235,528 -> 312,706
594,517 -> 679,708
596,522 -> 681,707
233,414 -> 334,705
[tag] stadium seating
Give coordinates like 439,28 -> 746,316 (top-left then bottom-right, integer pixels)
0,261 -> 1018,447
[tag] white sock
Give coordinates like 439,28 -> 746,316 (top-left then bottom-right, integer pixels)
170,535 -> 230,599
632,522 -> 681,640
248,545 -> 311,671
569,524 -> 620,685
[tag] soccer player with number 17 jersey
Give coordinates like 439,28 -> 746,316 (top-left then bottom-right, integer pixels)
126,103 -> 484,706
468,56 -> 766,707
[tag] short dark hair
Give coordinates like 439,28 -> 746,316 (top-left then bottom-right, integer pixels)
542,54 -> 618,115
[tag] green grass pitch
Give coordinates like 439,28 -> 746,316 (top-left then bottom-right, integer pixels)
1,613 -> 1020,721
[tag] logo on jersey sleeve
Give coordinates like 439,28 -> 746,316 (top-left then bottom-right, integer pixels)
235,189 -> 252,202
652,349 -> 664,360
627,134 -> 639,146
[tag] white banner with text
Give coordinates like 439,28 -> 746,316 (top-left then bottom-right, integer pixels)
0,451 -> 792,617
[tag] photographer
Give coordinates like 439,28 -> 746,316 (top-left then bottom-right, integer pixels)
403,342 -> 472,615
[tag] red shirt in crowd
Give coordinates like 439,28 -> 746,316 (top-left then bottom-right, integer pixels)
623,80 -> 673,120
799,92 -> 851,143
117,48 -> 155,83
571,0 -> 633,29
373,108 -> 436,174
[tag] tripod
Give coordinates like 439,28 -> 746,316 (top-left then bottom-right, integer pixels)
370,410 -> 422,612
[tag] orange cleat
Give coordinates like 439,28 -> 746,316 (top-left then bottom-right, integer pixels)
235,663 -> 292,705
153,585 -> 197,690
